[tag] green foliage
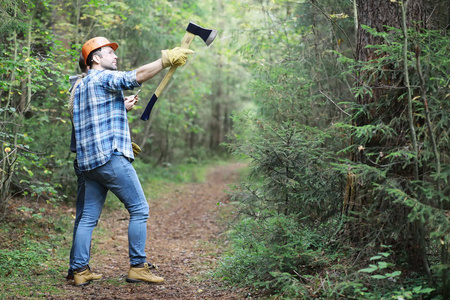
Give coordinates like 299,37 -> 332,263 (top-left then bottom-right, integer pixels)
0,239 -> 51,277
222,115 -> 346,296
218,1 -> 351,297
337,22 -> 450,284
221,0 -> 450,298
1,0 -> 248,216
0,204 -> 72,298
358,249 -> 400,279
230,119 -> 342,223
0,0 -> 72,216
336,248 -> 437,300
133,156 -> 211,185
215,215 -> 329,298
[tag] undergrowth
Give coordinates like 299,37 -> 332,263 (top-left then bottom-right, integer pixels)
0,203 -> 72,298
214,215 -> 439,299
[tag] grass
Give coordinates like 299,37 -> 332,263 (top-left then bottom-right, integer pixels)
0,205 -> 73,299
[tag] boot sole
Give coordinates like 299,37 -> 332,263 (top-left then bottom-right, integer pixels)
74,281 -> 91,287
73,278 -> 101,287
126,278 -> 164,284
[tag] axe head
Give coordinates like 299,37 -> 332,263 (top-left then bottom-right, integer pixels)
186,22 -> 217,46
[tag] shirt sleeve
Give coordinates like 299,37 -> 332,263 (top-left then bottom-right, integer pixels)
101,70 -> 141,92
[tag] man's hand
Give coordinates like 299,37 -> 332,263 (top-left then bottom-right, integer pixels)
161,47 -> 194,68
132,142 -> 141,157
125,94 -> 139,111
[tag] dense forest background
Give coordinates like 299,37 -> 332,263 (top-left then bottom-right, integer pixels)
1,0 -> 449,298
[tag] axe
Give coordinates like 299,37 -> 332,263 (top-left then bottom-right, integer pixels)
140,22 -> 218,121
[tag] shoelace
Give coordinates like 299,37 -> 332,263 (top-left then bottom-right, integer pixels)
146,262 -> 158,270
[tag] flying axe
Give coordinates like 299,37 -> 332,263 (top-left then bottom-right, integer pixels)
140,22 -> 218,121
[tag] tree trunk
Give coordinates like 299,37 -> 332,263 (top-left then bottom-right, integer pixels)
210,59 -> 223,152
345,0 -> 429,270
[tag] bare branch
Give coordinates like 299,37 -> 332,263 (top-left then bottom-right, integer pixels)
319,90 -> 351,116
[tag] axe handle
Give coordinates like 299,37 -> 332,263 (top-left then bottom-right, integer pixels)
141,31 -> 196,121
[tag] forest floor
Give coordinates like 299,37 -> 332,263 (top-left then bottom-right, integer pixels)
61,162 -> 251,300
2,162 -> 256,299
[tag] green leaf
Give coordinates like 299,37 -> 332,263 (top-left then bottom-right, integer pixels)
378,252 -> 390,257
371,275 -> 386,279
377,261 -> 389,269
418,288 -> 435,294
359,266 -> 378,273
413,286 -> 423,292
385,271 -> 401,277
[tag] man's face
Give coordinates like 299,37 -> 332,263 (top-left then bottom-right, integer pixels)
97,46 -> 117,71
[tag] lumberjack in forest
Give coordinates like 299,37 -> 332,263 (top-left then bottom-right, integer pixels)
66,55 -> 142,282
69,36 -> 193,286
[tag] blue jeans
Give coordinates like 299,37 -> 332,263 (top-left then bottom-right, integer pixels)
70,153 -> 149,270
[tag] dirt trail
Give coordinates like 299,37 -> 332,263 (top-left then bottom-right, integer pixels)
61,162 -> 248,300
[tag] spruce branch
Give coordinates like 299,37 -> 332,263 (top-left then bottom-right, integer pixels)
415,45 -> 441,197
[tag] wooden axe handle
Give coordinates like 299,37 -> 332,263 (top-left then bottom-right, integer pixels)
140,31 -> 196,121
154,31 -> 195,97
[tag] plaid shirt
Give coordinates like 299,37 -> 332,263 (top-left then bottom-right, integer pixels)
73,69 -> 141,171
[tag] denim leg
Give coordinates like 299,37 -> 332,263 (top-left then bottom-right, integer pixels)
70,154 -> 149,269
105,154 -> 149,266
69,159 -> 85,271
70,175 -> 107,270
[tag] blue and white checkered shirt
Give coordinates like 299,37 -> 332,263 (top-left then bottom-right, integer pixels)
73,69 -> 141,171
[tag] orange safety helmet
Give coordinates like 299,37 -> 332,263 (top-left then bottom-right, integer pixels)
81,37 -> 119,65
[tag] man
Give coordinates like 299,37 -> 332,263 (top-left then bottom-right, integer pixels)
70,37 -> 193,286
66,55 -> 140,281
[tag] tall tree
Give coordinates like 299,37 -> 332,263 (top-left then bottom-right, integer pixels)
344,0 -> 450,291
345,0 -> 426,241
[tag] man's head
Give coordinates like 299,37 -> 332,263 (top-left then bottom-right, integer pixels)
81,37 -> 118,70
78,54 -> 88,73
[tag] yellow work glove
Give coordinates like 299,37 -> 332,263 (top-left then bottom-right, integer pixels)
132,142 -> 141,157
161,47 -> 194,68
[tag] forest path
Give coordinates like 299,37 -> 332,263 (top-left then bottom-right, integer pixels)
61,162 -> 249,300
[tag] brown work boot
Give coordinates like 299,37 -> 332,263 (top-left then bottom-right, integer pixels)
73,266 -> 102,286
126,263 -> 164,284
